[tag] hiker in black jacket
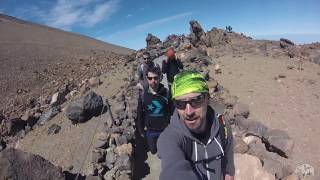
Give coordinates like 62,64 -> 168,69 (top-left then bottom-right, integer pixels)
162,47 -> 183,94
137,51 -> 155,89
137,65 -> 170,154
157,70 -> 235,180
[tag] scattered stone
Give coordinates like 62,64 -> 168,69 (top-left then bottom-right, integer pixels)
248,139 -> 269,160
214,64 -> 222,74
294,164 -> 315,179
263,158 -> 286,179
50,92 -> 65,106
105,148 -> 116,169
278,74 -> 286,78
0,138 -> 6,152
0,148 -> 65,180
122,126 -> 135,141
47,124 -> 61,135
234,153 -> 275,180
37,106 -> 60,126
283,174 -> 299,180
104,167 -> 116,180
34,112 -> 42,119
115,154 -> 131,171
91,150 -> 105,163
114,103 -> 126,116
97,132 -> 110,141
234,136 -> 249,154
6,118 -> 26,136
21,111 -> 31,121
207,79 -> 218,94
287,66 -> 294,70
232,103 -> 250,118
243,135 -> 260,145
115,143 -> 133,156
280,38 -> 295,49
88,77 -> 101,87
222,94 -> 238,107
94,133 -> 109,149
117,174 -> 130,180
86,175 -> 102,180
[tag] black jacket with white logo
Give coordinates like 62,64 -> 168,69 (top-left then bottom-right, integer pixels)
137,83 -> 170,131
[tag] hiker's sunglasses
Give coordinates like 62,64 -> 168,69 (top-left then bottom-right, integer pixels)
174,94 -> 206,110
147,76 -> 159,80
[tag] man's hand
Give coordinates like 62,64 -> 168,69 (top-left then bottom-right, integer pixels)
225,174 -> 234,180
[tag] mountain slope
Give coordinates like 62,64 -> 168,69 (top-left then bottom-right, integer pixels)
0,14 -> 134,118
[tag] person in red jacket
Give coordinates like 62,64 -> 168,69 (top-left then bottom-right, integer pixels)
162,48 -> 183,95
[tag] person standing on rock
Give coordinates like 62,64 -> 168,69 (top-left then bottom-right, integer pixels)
137,51 -> 155,89
137,65 -> 170,154
157,70 -> 235,180
161,47 -> 183,95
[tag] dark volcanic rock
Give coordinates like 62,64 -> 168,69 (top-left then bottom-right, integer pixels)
0,148 -> 64,180
5,118 -> 26,136
37,106 -> 60,126
65,91 -> 104,123
280,38 -> 295,48
189,20 -> 210,47
0,138 -> 6,152
146,33 -> 161,49
47,124 -> 61,135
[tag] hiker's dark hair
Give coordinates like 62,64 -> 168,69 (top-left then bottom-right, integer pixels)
142,51 -> 150,57
146,64 -> 161,77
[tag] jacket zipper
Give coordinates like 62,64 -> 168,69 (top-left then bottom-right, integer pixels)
198,138 -> 212,180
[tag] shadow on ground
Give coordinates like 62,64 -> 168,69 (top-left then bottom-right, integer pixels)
132,130 -> 150,180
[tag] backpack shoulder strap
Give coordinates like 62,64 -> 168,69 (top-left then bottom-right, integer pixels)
217,114 -> 227,151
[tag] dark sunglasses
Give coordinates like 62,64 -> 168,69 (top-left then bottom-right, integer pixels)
147,76 -> 159,80
143,57 -> 149,60
174,94 -> 206,109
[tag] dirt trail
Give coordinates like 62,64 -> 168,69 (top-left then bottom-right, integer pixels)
211,54 -> 320,178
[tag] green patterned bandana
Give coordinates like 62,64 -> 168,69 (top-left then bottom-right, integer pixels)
171,70 -> 208,99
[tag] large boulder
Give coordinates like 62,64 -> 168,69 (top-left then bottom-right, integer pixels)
280,38 -> 295,49
0,148 -> 65,180
65,91 -> 104,123
189,20 -> 210,47
146,33 -> 161,49
234,153 -> 275,180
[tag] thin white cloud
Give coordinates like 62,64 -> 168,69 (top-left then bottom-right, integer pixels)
9,5 -> 46,20
85,0 -> 119,26
107,12 -> 192,39
43,0 -> 120,30
126,14 -> 132,18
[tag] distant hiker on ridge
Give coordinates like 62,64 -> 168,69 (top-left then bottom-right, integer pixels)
157,70 -> 235,180
137,65 -> 170,154
162,47 -> 183,96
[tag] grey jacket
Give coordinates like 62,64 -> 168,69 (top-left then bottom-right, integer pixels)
157,106 -> 235,180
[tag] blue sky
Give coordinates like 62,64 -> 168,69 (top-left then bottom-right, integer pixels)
1,0 -> 320,50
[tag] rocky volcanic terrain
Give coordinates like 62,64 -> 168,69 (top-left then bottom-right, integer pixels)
1,14 -> 320,180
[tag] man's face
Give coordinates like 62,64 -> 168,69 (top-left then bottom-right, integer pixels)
147,72 -> 159,90
175,93 -> 208,133
142,55 -> 150,63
